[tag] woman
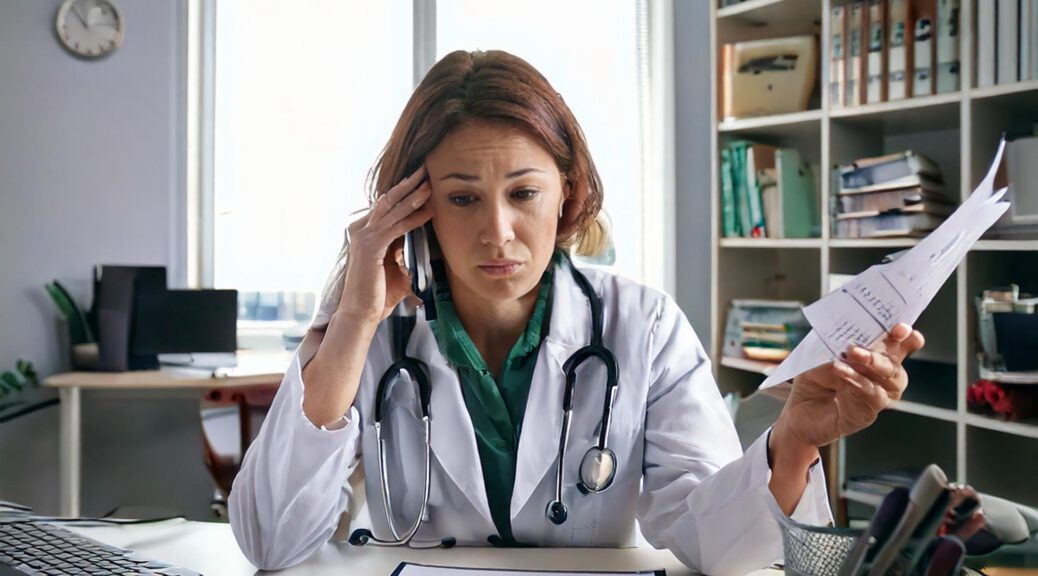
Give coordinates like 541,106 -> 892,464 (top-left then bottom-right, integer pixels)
228,50 -> 924,574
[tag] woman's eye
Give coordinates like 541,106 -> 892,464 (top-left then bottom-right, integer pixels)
512,188 -> 539,200
448,194 -> 476,207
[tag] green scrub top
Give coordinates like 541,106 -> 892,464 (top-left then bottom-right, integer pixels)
428,253 -> 558,544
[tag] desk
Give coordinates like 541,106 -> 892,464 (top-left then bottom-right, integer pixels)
67,520 -> 782,575
43,351 -> 291,517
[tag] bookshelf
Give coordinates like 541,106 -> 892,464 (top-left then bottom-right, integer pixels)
709,0 -> 1038,523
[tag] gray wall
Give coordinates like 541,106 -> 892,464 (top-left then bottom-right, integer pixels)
673,0 -> 713,352
0,0 -> 212,518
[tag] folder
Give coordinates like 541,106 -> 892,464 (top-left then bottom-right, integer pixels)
866,0 -> 888,103
848,2 -> 867,106
936,0 -> 960,93
977,0 -> 997,87
997,0 -> 1020,85
730,36 -> 818,117
776,148 -> 819,238
913,0 -> 937,96
831,5 -> 847,108
887,0 -> 913,99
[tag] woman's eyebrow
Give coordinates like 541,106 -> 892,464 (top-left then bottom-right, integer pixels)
438,167 -> 546,182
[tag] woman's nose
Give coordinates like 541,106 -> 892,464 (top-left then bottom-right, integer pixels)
480,201 -> 516,246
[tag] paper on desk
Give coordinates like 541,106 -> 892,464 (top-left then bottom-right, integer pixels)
392,563 -> 664,576
760,140 -> 1010,390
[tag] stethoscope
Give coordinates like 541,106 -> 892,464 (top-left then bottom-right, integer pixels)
348,253 -> 619,548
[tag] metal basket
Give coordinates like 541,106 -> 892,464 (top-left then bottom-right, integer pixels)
775,510 -> 864,576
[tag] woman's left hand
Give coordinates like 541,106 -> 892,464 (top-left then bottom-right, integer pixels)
774,323 -> 926,450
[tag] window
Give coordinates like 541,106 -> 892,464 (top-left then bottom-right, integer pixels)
209,0 -> 413,345
194,1 -> 668,348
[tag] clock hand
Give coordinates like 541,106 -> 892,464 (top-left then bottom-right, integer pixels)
71,2 -> 90,28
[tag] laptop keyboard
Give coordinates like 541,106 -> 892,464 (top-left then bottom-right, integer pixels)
0,519 -> 199,575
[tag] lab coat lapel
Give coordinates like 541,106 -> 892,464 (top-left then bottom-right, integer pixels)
407,311 -> 496,530
510,260 -> 593,518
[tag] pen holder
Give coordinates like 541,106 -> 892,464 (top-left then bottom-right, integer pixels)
773,509 -> 862,576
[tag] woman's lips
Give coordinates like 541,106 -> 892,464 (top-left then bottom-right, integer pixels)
478,261 -> 522,277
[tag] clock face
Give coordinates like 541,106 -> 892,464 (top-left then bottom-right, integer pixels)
56,0 -> 124,59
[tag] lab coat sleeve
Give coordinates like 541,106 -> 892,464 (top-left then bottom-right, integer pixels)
636,295 -> 832,576
228,328 -> 363,571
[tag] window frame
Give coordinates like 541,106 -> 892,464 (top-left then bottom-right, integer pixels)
185,0 -> 674,338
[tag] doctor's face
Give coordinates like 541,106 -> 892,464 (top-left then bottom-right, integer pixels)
424,121 -> 567,303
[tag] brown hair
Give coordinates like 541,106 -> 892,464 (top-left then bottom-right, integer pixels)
315,50 -> 609,324
368,49 -> 607,255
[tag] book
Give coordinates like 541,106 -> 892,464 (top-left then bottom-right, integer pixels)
733,144 -> 752,238
867,0 -> 888,103
721,148 -> 737,237
840,201 -> 954,219
1031,0 -> 1038,79
848,2 -> 867,106
831,5 -> 847,108
840,173 -> 944,195
912,0 -> 937,96
837,185 -> 953,213
997,0 -> 1020,84
775,148 -> 819,238
1020,0 -> 1038,81
887,0 -> 913,99
977,0 -> 997,87
839,150 -> 942,189
834,208 -> 946,238
745,144 -> 776,238
936,0 -> 960,92
722,299 -> 809,360
762,183 -> 781,238
720,43 -> 734,120
1022,0 -> 1032,82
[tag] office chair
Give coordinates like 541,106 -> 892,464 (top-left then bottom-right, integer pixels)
199,384 -> 276,518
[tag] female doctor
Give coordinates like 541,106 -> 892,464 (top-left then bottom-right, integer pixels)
228,50 -> 925,575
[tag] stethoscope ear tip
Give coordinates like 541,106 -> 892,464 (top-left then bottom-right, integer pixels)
348,528 -> 373,547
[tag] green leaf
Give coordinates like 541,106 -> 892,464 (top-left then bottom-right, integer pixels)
0,372 -> 23,392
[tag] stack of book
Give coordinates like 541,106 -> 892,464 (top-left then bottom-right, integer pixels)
833,150 -> 954,238
831,0 -> 961,108
720,142 -> 819,239
977,0 -> 1038,87
845,469 -> 919,498
722,300 -> 810,363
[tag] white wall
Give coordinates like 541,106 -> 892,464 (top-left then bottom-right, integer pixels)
0,0 -> 213,518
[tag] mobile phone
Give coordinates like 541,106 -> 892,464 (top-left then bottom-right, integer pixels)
404,224 -> 439,297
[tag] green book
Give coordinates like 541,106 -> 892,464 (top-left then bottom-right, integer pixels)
776,148 -> 819,238
732,143 -> 752,238
721,148 -> 737,237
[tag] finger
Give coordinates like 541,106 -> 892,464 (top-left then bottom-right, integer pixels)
842,349 -> 905,398
378,180 -> 432,230
370,165 -> 428,221
381,205 -> 434,244
833,360 -> 890,410
896,329 -> 926,361
348,211 -> 371,235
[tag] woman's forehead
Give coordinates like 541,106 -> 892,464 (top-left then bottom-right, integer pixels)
426,122 -> 558,177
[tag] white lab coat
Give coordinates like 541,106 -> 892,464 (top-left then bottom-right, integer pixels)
228,260 -> 832,575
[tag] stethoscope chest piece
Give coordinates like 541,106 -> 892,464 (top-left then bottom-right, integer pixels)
577,446 -> 617,494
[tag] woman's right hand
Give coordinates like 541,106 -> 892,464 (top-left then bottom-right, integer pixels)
336,165 -> 433,324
